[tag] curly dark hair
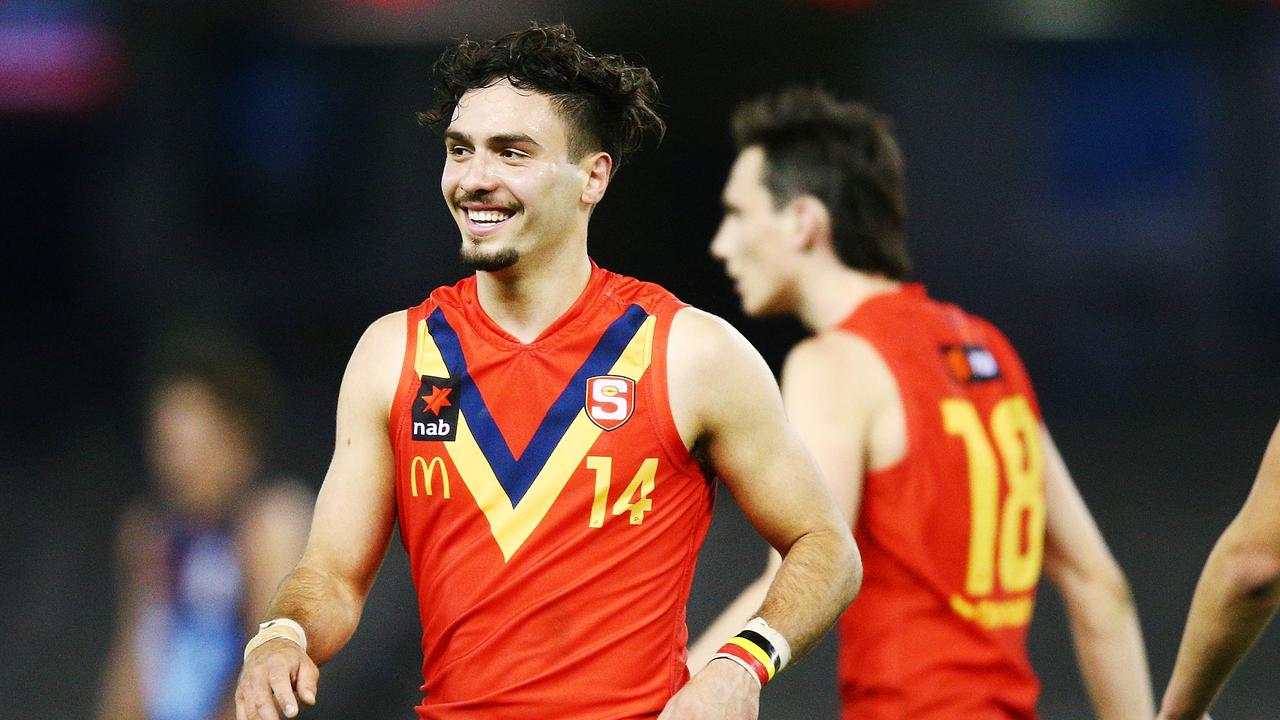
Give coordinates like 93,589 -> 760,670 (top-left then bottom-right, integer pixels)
419,22 -> 665,172
732,87 -> 911,280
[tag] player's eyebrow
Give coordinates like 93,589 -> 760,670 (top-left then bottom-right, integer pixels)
445,129 -> 542,150
489,133 -> 541,148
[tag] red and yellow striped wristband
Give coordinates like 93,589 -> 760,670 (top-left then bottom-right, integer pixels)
710,617 -> 791,688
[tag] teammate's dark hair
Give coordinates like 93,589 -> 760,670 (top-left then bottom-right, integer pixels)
419,22 -> 665,173
732,87 -> 911,279
144,330 -> 278,449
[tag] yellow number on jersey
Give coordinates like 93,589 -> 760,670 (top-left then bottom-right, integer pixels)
586,456 -> 658,527
941,395 -> 1045,597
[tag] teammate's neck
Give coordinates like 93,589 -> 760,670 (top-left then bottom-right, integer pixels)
794,263 -> 899,332
474,242 -> 593,343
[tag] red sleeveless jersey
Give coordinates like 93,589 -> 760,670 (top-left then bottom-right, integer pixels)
836,284 -> 1045,720
388,264 -> 712,719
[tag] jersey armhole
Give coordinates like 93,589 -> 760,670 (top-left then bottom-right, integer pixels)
645,300 -> 704,478
388,303 -> 428,457
843,327 -> 915,483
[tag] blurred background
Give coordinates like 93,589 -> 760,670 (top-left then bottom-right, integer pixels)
3,0 -> 1279,717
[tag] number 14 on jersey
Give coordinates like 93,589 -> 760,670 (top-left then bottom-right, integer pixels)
586,456 -> 657,527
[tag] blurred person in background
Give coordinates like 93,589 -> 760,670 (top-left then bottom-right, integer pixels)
97,334 -> 312,720
233,22 -> 859,720
1158,420 -> 1280,720
693,87 -> 1154,719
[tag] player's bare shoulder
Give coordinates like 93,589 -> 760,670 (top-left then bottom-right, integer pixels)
783,329 -> 905,472
783,330 -> 896,409
338,310 -> 409,414
667,307 -> 784,450
353,310 -> 408,367
668,307 -> 758,368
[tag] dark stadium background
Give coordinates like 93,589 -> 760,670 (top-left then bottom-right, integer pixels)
3,0 -> 1279,717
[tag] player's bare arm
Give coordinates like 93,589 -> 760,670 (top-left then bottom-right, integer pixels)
687,330 -> 899,669
1158,421 -> 1280,720
1040,426 -> 1154,719
661,309 -> 861,718
234,311 -> 404,720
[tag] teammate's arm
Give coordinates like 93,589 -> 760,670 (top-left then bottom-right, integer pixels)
661,310 -> 862,719
96,505 -> 153,719
1158,421 -> 1280,720
240,482 -> 314,627
686,331 -> 893,669
234,312 -> 404,720
1040,426 -> 1154,720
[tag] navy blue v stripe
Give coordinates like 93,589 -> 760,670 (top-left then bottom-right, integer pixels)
427,304 -> 650,506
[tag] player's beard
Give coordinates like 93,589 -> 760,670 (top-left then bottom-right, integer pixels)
460,243 -> 519,272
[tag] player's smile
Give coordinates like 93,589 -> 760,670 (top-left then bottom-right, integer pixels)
460,202 -> 519,238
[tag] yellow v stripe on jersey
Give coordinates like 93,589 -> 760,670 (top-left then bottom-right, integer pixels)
414,305 -> 656,561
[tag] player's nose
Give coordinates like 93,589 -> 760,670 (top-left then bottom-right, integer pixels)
459,153 -> 499,193
709,222 -> 733,261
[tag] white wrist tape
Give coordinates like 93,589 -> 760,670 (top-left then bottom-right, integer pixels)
745,617 -> 791,670
243,617 -> 308,661
708,616 -> 793,687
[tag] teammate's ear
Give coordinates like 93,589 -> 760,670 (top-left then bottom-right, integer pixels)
790,195 -> 832,253
580,152 -> 613,205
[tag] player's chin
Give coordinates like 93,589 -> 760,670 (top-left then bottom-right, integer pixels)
460,244 -> 520,272
743,293 -> 789,319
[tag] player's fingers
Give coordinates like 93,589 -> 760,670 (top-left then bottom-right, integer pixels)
235,687 -> 249,720
296,656 -> 320,705
252,691 -> 282,720
267,664 -> 301,718
244,665 -> 282,720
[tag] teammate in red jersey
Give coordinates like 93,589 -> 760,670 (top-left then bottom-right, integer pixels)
691,87 -> 1154,719
1158,420 -> 1280,720
231,25 -> 860,720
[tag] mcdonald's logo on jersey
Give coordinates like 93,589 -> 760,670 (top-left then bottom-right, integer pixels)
586,375 -> 635,431
410,455 -> 451,498
413,375 -> 460,441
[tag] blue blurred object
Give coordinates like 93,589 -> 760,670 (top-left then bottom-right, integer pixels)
1037,41 -> 1204,199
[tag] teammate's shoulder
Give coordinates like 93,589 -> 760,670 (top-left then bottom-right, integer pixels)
953,308 -> 1023,361
785,331 -> 892,388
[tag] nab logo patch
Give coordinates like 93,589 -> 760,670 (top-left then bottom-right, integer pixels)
941,345 -> 1001,384
412,375 -> 459,441
586,375 -> 635,431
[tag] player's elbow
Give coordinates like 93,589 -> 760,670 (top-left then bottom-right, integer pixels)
1059,555 -> 1135,624
1216,544 -> 1280,606
848,546 -> 864,605
833,529 -> 863,606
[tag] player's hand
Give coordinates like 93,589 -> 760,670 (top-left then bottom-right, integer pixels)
235,638 -> 319,720
658,658 -> 760,720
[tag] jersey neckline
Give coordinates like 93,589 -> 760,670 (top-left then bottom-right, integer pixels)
455,260 -> 615,351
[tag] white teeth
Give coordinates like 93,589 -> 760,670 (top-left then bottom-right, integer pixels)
467,209 -> 513,223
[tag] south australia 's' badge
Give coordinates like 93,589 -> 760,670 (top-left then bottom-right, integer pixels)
586,375 -> 635,431
413,375 -> 460,441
